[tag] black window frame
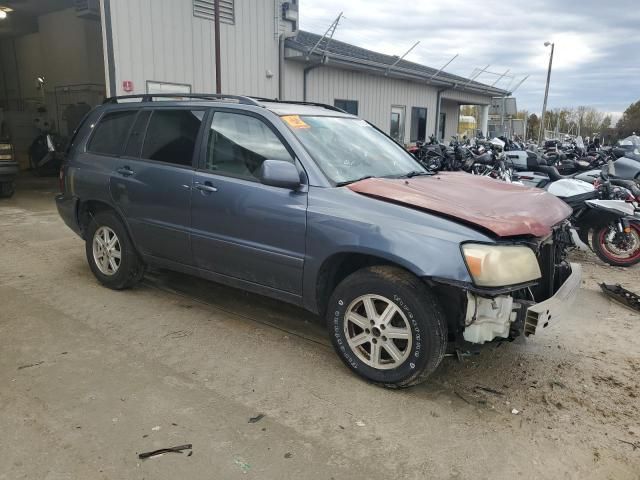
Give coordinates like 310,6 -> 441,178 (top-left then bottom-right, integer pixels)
334,99 -> 358,116
122,109 -> 152,159
197,108 -> 299,183
410,107 -> 428,143
86,109 -> 139,157
135,107 -> 208,169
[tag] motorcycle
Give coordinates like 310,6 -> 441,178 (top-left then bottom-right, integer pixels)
549,162 -> 640,267
29,132 -> 66,177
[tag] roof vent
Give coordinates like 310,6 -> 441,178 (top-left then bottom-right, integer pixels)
193,0 -> 235,25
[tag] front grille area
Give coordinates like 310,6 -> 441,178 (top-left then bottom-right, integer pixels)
531,222 -> 573,302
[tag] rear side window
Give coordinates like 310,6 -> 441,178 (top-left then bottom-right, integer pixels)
88,110 -> 137,156
140,109 -> 203,166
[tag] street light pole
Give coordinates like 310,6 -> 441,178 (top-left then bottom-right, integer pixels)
538,41 -> 554,146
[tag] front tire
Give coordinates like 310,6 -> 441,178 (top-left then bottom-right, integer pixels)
85,211 -> 145,289
591,223 -> 640,267
326,266 -> 447,388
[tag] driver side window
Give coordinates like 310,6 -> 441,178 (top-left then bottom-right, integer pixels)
205,112 -> 293,180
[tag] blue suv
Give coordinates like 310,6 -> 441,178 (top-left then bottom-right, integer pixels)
56,94 -> 581,387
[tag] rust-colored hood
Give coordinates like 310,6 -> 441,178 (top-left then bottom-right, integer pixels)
347,172 -> 572,238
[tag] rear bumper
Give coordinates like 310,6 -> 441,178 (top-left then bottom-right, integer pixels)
0,161 -> 19,181
524,262 -> 582,336
55,194 -> 82,237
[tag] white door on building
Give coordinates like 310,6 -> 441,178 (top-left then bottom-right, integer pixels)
390,106 -> 406,144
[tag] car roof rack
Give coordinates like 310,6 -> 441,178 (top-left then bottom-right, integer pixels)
249,97 -> 347,113
102,93 -> 262,106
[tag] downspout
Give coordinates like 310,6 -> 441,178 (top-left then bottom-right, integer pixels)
303,62 -> 322,102
279,33 -> 285,100
278,32 -> 296,100
434,86 -> 449,140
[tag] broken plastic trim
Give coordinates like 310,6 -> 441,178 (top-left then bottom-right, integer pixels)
600,283 -> 640,313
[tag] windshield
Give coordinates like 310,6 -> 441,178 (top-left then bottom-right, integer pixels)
281,115 -> 426,184
619,135 -> 640,147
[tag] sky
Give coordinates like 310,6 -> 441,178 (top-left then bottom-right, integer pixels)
299,0 -> 640,123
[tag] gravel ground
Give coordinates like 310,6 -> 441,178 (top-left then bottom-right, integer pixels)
1,176 -> 638,479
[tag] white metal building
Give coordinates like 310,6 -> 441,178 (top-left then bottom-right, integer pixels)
0,0 -> 511,169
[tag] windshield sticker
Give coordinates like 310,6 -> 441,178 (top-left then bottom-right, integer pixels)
282,115 -> 310,129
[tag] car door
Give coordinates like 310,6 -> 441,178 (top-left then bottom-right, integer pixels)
190,109 -> 307,294
108,107 -> 206,265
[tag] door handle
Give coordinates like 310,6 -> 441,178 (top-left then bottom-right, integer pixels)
194,182 -> 218,193
116,167 -> 134,177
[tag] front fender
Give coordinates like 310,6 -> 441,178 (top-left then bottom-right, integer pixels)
303,187 -> 493,312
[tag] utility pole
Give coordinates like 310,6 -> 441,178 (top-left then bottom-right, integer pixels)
214,0 -> 222,93
538,42 -> 554,146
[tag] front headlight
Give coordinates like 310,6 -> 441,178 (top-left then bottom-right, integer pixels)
462,243 -> 541,287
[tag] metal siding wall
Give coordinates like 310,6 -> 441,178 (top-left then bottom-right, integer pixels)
108,0 -> 284,96
293,64 -> 440,144
441,99 -> 461,141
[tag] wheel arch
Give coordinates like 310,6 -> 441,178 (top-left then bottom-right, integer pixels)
313,251 -> 421,317
77,199 -> 136,246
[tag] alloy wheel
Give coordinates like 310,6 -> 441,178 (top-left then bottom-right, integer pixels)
92,226 -> 121,276
344,294 -> 413,370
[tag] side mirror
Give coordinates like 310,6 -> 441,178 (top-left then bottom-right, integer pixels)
257,159 -> 301,190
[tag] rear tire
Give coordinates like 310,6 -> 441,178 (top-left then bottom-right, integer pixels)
591,223 -> 640,267
326,265 -> 447,388
85,211 -> 145,289
0,181 -> 15,198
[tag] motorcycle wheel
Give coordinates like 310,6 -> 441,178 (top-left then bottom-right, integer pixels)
591,223 -> 640,267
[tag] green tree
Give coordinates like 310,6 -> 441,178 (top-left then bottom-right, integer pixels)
616,100 -> 640,137
527,113 -> 540,140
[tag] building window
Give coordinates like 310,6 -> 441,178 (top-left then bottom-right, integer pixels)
390,106 -> 406,144
410,107 -> 427,143
439,112 -> 446,140
146,81 -> 192,95
334,99 -> 358,115
193,0 -> 234,25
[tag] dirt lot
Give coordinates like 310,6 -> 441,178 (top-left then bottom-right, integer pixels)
1,176 -> 639,480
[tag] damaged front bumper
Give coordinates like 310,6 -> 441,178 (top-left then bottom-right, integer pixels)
463,262 -> 582,344
522,262 -> 582,336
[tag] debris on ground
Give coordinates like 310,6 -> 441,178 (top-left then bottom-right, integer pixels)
474,385 -> 504,396
233,457 -> 251,473
151,426 -> 161,431
248,414 -> 265,423
453,390 -> 472,405
599,283 -> 640,313
138,443 -> 193,459
511,409 -> 520,415
617,439 -> 640,451
355,420 -> 366,427
284,452 -> 293,458
17,361 -> 44,370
